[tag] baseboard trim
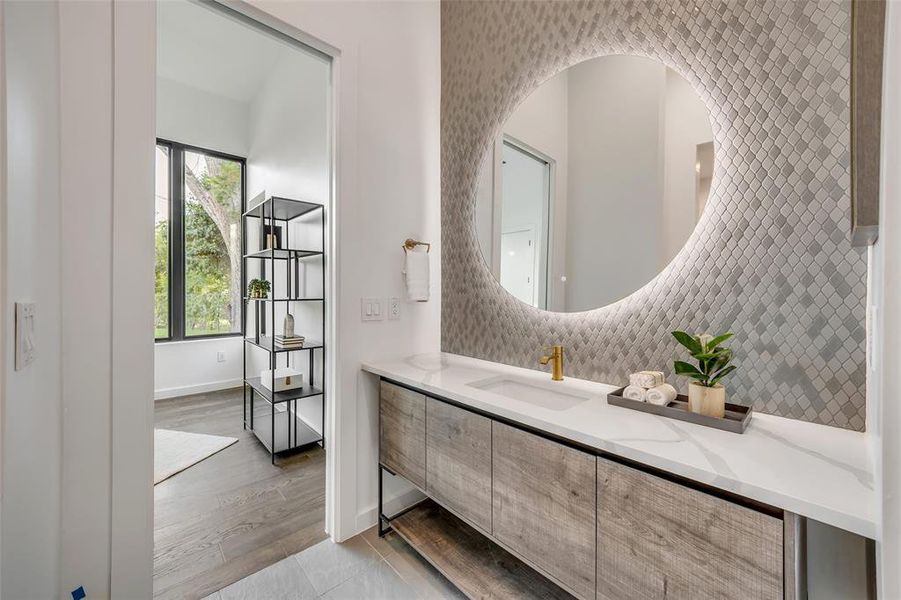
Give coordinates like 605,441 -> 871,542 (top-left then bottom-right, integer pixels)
154,378 -> 243,400
354,487 -> 427,540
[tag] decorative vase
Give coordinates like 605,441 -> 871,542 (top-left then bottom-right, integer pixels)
688,382 -> 725,418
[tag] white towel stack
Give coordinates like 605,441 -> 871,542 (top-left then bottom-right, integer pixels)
626,371 -> 675,406
629,371 -> 664,388
623,385 -> 647,402
404,248 -> 430,302
646,383 -> 677,406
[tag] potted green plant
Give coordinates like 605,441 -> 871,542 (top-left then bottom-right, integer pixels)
247,279 -> 271,299
672,331 -> 736,418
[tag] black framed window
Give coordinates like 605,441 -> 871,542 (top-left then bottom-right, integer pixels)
155,139 -> 246,341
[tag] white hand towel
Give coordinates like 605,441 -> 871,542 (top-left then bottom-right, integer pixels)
629,371 -> 665,389
404,248 -> 430,302
623,385 -> 647,402
646,383 -> 677,406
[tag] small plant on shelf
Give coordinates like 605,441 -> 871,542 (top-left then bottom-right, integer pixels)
672,331 -> 736,418
248,278 -> 271,299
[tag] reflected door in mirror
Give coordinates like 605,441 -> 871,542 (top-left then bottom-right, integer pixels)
498,141 -> 551,308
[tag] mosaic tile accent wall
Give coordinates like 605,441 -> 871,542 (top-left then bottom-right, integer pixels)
440,0 -> 868,430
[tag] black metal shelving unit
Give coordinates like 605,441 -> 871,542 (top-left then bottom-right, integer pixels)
242,195 -> 325,464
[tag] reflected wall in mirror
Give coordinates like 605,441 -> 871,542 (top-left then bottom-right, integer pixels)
475,55 -> 714,312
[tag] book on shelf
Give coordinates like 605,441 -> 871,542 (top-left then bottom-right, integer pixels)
274,335 -> 305,348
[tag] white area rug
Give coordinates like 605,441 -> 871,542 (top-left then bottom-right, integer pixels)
154,429 -> 238,485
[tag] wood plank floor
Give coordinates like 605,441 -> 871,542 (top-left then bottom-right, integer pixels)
154,387 -> 326,600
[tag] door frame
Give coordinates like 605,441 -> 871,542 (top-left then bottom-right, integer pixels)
499,135 -> 555,310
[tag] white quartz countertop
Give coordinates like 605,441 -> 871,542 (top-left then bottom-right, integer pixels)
362,352 -> 876,539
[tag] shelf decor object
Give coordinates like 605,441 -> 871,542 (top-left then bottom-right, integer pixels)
672,331 -> 736,418
606,387 -> 752,434
242,195 -> 326,463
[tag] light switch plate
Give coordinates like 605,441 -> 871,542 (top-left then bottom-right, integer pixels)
15,302 -> 36,370
217,351 -> 226,363
361,298 -> 384,321
388,297 -> 400,320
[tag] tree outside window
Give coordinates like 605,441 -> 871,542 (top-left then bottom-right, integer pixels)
155,142 -> 244,341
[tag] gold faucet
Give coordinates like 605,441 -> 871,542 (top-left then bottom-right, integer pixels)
539,345 -> 564,381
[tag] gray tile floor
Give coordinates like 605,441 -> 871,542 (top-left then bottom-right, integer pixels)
205,526 -> 465,600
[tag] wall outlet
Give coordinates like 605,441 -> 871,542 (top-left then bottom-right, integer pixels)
217,351 -> 226,363
388,297 -> 400,320
15,302 -> 36,371
361,298 -> 384,321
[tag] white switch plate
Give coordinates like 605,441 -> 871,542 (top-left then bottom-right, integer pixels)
15,302 -> 36,371
388,297 -> 400,320
361,298 -> 384,321
217,351 -> 226,363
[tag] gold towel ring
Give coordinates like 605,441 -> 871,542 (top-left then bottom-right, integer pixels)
402,238 -> 431,253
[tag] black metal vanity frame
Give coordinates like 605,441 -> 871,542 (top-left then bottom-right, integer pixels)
375,376 -> 808,599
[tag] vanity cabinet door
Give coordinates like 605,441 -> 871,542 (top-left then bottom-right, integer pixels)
425,398 -> 492,534
379,380 -> 426,489
492,422 -> 596,600
596,457 -> 783,600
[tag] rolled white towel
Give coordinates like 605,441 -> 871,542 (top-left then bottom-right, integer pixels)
646,383 -> 677,406
623,385 -> 647,402
629,371 -> 665,389
403,248 -> 430,302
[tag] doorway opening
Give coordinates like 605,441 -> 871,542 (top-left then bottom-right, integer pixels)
499,139 -> 552,309
152,2 -> 333,597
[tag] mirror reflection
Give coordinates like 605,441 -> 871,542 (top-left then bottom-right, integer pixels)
475,55 -> 714,312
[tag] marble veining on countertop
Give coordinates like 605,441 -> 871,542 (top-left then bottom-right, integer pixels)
362,352 -> 876,539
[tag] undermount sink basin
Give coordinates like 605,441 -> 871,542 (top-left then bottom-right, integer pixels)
467,375 -> 595,411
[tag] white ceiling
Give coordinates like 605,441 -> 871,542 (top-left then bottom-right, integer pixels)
157,1 -> 295,103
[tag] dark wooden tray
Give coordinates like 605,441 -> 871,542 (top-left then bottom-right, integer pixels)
607,387 -> 752,434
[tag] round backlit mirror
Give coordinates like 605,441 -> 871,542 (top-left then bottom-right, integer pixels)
474,55 -> 713,312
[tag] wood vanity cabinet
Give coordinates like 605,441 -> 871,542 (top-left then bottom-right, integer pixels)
492,421 -> 597,600
379,381 -> 426,489
425,398 -> 493,534
596,457 -> 783,600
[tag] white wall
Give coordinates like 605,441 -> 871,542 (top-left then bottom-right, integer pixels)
565,56 -> 665,311
155,63 -> 251,399
157,77 -> 250,156
155,337 -> 244,399
244,0 -> 441,541
1,2 -> 63,597
247,54 -> 329,202
662,68 -> 713,268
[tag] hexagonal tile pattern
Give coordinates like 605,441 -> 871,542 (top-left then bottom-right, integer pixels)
440,0 -> 867,430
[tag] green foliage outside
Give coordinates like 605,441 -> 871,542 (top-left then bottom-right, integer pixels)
155,219 -> 169,338
155,156 -> 242,339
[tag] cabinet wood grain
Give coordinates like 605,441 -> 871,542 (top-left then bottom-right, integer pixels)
492,422 -> 596,600
426,398 -> 493,534
597,457 -> 783,600
379,380 -> 426,489
391,498 -> 574,600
